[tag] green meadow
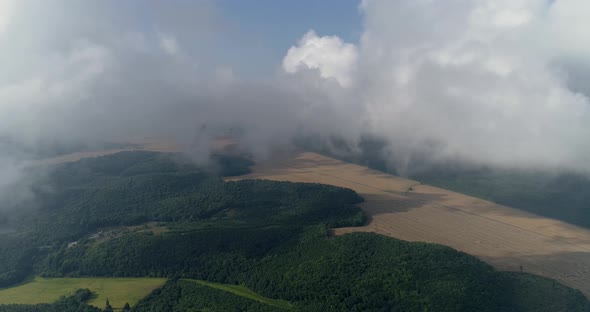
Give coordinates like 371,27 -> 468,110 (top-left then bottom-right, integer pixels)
0,277 -> 166,309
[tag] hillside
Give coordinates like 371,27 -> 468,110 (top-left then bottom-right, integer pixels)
230,151 -> 590,298
0,151 -> 587,311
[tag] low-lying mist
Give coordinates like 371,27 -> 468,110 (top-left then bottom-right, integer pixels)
2,0 -> 590,211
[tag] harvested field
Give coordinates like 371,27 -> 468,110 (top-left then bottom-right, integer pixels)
27,148 -> 140,166
228,151 -> 590,298
29,137 -> 235,167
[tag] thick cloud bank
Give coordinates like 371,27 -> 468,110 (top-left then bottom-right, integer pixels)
285,0 -> 590,172
0,0 -> 302,208
1,0 -> 590,202
0,1 -> 304,157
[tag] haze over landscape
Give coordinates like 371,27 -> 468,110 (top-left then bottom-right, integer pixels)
2,1 -> 590,311
2,0 -> 590,178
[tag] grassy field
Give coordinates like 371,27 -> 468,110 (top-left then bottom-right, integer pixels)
0,277 -> 166,309
185,279 -> 294,310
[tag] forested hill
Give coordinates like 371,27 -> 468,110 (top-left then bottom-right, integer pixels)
0,151 -> 588,311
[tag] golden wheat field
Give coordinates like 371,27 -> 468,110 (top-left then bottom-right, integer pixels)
227,151 -> 590,298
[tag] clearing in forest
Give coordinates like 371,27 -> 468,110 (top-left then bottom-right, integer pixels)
0,277 -> 166,309
185,279 -> 294,310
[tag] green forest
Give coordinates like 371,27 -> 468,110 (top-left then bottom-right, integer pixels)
0,151 -> 588,311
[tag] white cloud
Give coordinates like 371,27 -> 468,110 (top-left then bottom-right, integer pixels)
544,0 -> 590,58
159,33 -> 180,56
282,30 -> 358,87
1,0 -> 590,199
0,0 -> 16,36
284,0 -> 590,172
214,66 -> 236,84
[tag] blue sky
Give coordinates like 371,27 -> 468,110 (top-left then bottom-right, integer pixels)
215,0 -> 362,76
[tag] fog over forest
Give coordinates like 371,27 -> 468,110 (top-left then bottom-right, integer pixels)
2,0 -> 590,205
